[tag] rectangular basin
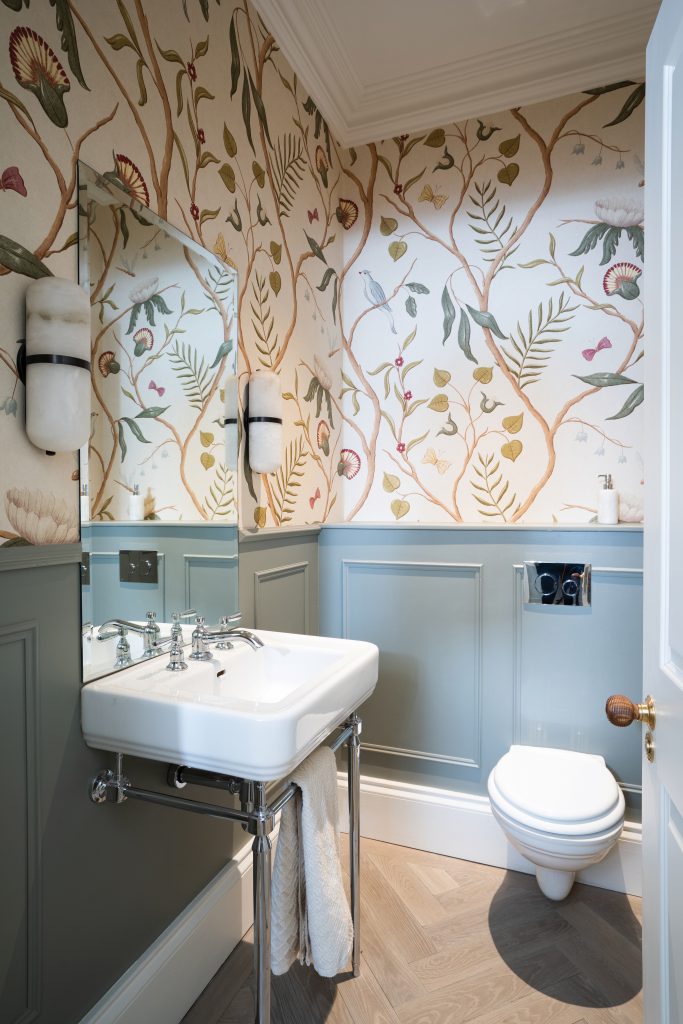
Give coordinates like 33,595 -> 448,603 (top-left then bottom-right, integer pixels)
81,630 -> 378,780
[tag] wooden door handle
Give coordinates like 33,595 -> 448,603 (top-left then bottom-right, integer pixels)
605,694 -> 655,729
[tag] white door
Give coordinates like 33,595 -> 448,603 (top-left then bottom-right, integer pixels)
643,1 -> 683,1020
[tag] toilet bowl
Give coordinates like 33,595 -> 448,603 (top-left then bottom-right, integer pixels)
487,745 -> 625,900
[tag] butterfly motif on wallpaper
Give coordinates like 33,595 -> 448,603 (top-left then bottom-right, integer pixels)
419,184 -> 448,210
309,487 -> 321,509
307,208 -> 319,223
582,337 -> 612,361
422,448 -> 451,474
149,380 -> 166,397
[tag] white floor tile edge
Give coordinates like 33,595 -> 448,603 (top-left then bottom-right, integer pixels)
338,772 -> 642,898
78,837 -> 255,1024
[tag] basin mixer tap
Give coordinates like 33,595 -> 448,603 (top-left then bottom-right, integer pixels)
190,615 -> 264,660
98,611 -> 161,658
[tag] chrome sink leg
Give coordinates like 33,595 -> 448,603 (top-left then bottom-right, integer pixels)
348,713 -> 362,977
252,782 -> 272,1024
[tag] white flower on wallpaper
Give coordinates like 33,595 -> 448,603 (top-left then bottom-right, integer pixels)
5,487 -> 78,545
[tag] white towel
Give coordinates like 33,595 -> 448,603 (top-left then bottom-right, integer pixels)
271,746 -> 353,977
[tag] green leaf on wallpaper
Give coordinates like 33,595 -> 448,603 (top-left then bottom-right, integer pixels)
269,271 -> 281,296
317,267 -> 336,292
120,417 -> 151,444
441,285 -> 455,344
458,309 -> 477,363
270,241 -> 282,264
433,368 -> 451,387
223,124 -> 237,158
574,372 -> 637,388
607,384 -> 644,420
388,241 -> 407,261
407,431 -> 429,453
136,58 -> 147,106
122,388 -> 136,403
403,169 -> 425,194
498,135 -> 520,158
428,394 -> 449,413
466,304 -> 506,340
383,472 -> 401,493
229,15 -> 241,98
274,134 -> 306,218
377,154 -> 394,181
136,406 -> 169,419
402,326 -> 417,350
194,37 -> 209,59
380,216 -> 398,236
0,84 -> 35,128
252,161 -> 266,187
50,0 -> 89,89
406,282 -> 430,294
199,151 -> 220,168
391,499 -> 410,520
0,236 -> 52,279
584,80 -> 636,96
603,82 -> 645,127
194,86 -> 214,105
405,296 -> 417,318
200,208 -> 220,227
424,128 -> 445,148
117,422 -> 127,463
305,232 -> 327,264
219,163 -> 236,193
156,45 -> 183,64
501,440 -> 523,462
118,207 -> 129,248
1,0 -> 26,10
497,163 -> 519,186
105,33 -> 135,52
248,69 -> 272,147
517,258 -> 549,269
241,72 -> 254,152
256,197 -> 270,226
210,339 -> 232,368
173,130 -> 190,188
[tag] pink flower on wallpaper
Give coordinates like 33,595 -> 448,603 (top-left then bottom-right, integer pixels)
337,449 -> 361,479
9,27 -> 70,128
114,154 -> 149,206
0,166 -> 27,196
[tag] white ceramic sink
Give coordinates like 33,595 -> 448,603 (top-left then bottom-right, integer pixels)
81,630 -> 378,779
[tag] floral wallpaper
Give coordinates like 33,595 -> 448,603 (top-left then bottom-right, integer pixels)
0,0 -> 645,543
334,88 -> 645,523
83,179 -> 238,523
0,0 -> 343,544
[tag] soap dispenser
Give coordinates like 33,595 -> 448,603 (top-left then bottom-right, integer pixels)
128,483 -> 145,521
597,474 -> 618,525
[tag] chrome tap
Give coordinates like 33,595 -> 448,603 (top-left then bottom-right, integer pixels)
98,612 -> 160,657
190,614 -> 264,660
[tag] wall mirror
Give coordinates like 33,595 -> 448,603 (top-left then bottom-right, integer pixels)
78,161 -> 239,682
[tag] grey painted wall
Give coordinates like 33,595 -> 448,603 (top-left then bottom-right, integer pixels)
0,528 -> 318,1024
319,525 -> 644,816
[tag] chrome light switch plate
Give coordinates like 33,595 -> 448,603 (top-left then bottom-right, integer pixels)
523,562 -> 591,607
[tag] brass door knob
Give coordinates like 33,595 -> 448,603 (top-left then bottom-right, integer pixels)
605,694 -> 655,730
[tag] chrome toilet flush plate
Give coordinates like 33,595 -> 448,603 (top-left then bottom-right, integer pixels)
523,562 -> 591,608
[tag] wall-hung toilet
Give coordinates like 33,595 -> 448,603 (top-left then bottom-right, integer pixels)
488,745 -> 625,900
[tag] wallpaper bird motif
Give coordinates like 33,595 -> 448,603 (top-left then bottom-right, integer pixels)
0,0 -> 644,542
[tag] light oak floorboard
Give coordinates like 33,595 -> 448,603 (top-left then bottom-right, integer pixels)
181,839 -> 642,1024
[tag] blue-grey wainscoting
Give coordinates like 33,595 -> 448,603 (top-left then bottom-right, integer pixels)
319,525 -> 644,817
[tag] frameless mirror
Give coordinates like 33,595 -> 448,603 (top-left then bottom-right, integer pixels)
78,161 -> 239,682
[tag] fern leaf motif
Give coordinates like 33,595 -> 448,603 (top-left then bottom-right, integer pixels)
273,133 -> 306,219
169,339 -> 212,409
272,436 -> 307,524
502,292 -> 578,389
471,452 -> 518,521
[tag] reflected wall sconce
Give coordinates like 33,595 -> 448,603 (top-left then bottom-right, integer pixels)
247,369 -> 282,473
23,277 -> 91,454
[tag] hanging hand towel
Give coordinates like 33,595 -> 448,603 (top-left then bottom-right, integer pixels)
271,745 -> 353,977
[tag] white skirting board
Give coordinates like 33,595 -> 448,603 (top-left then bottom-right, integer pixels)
79,836 -> 256,1024
337,772 -> 643,898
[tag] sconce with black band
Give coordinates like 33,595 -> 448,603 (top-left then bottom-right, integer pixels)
246,370 -> 282,473
24,277 -> 91,453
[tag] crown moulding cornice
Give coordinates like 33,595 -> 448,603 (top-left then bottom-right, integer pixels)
250,1 -> 657,147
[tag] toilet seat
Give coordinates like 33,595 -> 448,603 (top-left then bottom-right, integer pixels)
488,745 -> 625,836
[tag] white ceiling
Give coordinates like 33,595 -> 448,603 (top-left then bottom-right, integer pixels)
251,0 -> 660,146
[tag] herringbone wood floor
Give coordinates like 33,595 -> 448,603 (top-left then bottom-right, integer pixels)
182,837 -> 642,1024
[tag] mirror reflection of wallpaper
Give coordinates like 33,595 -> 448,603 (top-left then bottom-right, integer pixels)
87,198 -> 237,522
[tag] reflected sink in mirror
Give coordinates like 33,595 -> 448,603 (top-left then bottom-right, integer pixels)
81,631 -> 379,780
78,162 -> 240,682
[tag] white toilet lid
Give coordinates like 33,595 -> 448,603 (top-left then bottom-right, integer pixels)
489,745 -> 624,835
